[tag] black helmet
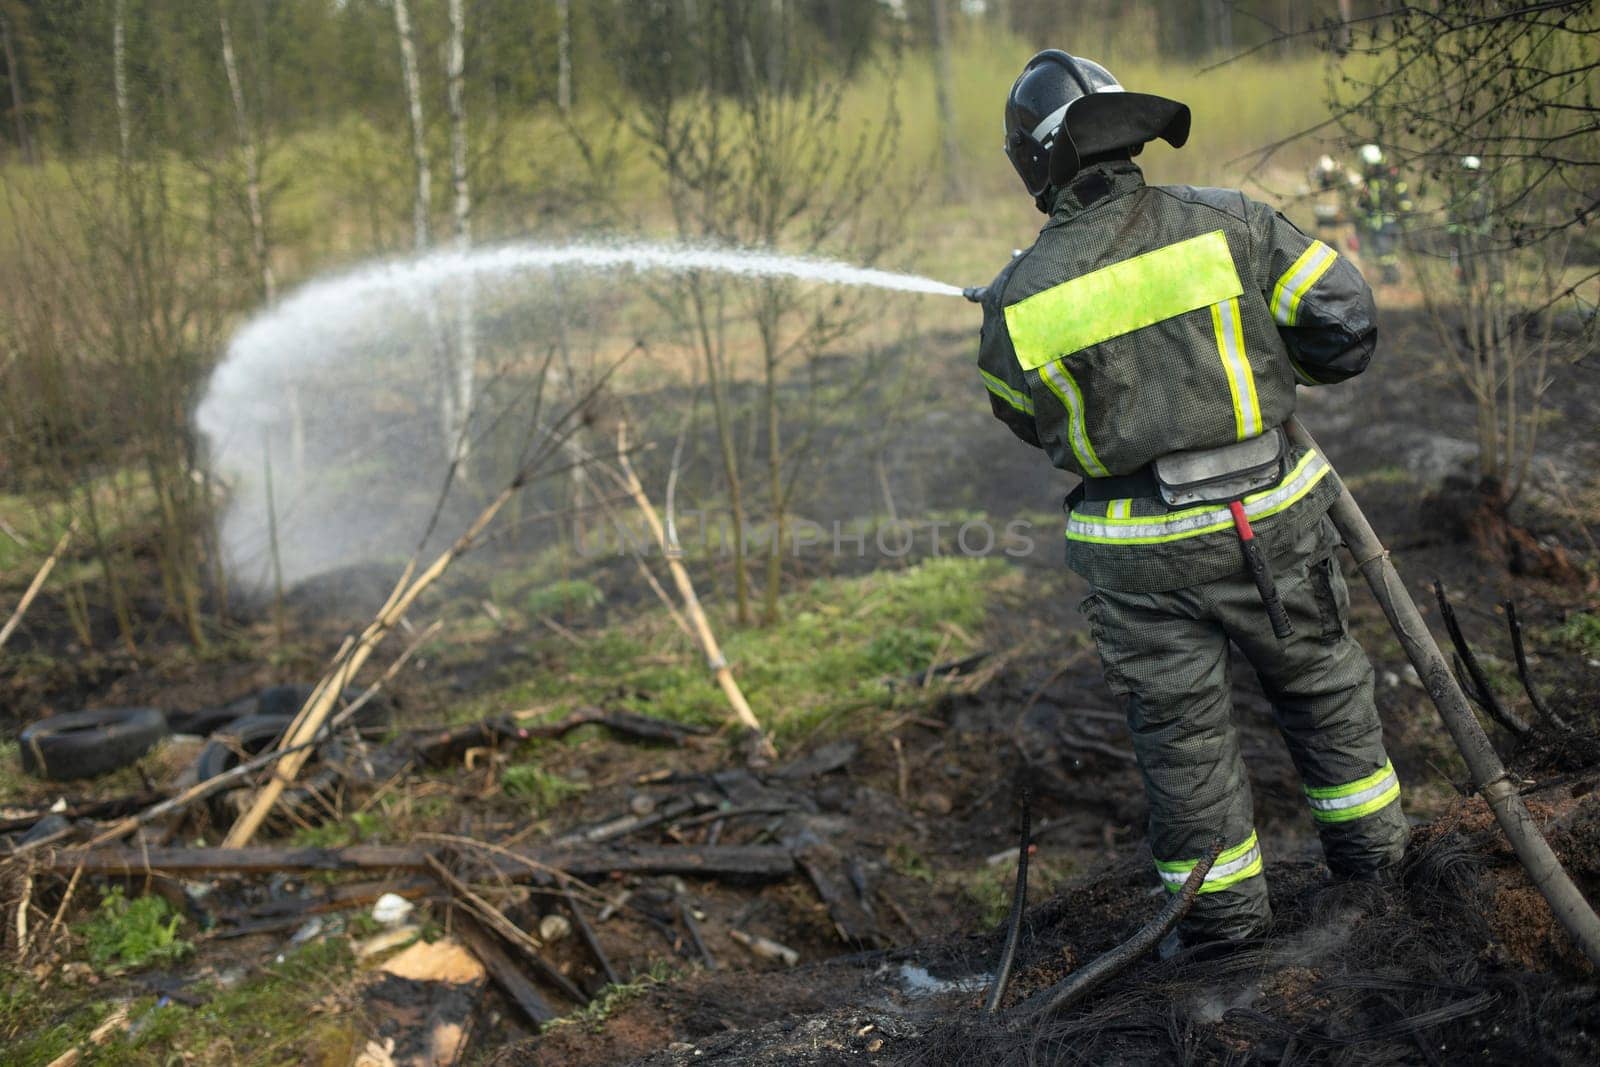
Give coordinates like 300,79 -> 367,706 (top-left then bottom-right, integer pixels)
1004,50 -> 1191,207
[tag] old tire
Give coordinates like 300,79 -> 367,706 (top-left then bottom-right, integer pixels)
167,696 -> 256,737
17,707 -> 170,782
193,714 -> 294,785
195,714 -> 344,828
259,682 -> 395,735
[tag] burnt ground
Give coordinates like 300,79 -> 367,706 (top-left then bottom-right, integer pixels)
2,302 -> 1598,1065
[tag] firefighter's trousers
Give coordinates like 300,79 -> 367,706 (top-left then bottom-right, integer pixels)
1081,517 -> 1410,941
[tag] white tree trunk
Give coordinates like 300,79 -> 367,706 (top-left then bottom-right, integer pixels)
219,5 -> 275,304
392,0 -> 457,459
113,0 -> 129,162
767,0 -> 783,90
556,0 -> 572,112
929,0 -> 960,199
1,9 -> 34,164
392,0 -> 431,250
447,0 -> 475,463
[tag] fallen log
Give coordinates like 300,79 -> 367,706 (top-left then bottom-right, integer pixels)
42,842 -> 799,882
41,845 -> 431,876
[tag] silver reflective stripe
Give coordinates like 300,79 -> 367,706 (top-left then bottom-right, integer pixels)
1029,82 -> 1127,143
1156,841 -> 1261,890
1273,241 -> 1336,325
1214,297 -> 1262,439
1038,359 -> 1109,476
1068,451 -> 1328,542
1306,769 -> 1399,813
1031,104 -> 1070,144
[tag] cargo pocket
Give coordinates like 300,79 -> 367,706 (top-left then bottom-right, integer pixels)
1310,557 -> 1350,642
1078,591 -> 1132,698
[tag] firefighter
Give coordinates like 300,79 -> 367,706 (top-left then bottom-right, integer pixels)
1355,143 -> 1412,283
973,51 -> 1409,949
1446,155 -> 1494,291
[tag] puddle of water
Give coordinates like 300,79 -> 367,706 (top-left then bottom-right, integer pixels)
895,963 -> 993,998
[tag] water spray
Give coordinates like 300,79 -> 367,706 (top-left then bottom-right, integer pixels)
196,239 -> 965,590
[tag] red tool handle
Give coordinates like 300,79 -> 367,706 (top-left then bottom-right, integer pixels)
1230,501 -> 1294,641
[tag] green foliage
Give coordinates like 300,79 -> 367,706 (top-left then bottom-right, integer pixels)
291,810 -> 384,849
1554,613 -> 1600,659
525,579 -> 605,618
542,961 -> 678,1034
80,889 -> 191,974
889,843 -> 935,884
501,762 -> 587,813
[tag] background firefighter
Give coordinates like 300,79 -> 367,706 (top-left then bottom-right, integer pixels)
973,51 -> 1410,949
1354,142 -> 1414,284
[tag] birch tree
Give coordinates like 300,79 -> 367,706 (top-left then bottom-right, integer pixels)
928,0 -> 960,199
447,0 -> 476,462
0,5 -> 34,164
392,0 -> 431,250
556,0 -> 572,112
392,0 -> 463,461
219,2 -> 274,303
113,0 -> 129,162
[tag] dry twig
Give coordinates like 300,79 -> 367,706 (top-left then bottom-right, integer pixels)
0,521 -> 75,651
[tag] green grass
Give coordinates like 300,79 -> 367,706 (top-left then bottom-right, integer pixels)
79,889 -> 193,975
524,578 -> 606,619
1553,612 -> 1600,660
2,938 -> 363,1066
290,810 -> 384,849
949,854 -> 1078,928
473,554 -> 1012,744
501,762 -> 589,813
541,961 -> 678,1035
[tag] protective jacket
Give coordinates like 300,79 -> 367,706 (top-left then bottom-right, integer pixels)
977,160 -> 1377,592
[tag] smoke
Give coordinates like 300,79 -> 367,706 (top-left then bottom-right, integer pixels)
195,239 -> 961,593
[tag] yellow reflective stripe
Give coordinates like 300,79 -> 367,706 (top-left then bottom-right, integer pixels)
1067,450 -> 1329,545
980,369 -> 1035,415
1304,760 -> 1396,799
1210,296 -> 1261,440
1038,359 -> 1110,476
1305,761 -> 1401,824
1005,230 -> 1244,370
1312,783 -> 1400,824
1154,830 -> 1263,894
1108,498 -> 1132,519
1271,240 -> 1337,326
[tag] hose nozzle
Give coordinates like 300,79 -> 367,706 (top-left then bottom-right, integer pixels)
962,285 -> 988,304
